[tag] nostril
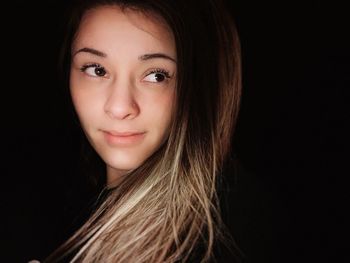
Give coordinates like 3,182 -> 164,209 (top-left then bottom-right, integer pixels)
105,101 -> 139,120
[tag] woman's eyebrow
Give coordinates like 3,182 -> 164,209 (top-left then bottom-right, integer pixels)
73,47 -> 107,58
139,53 -> 176,63
72,48 -> 176,63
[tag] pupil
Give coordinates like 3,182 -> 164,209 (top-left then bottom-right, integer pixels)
95,67 -> 105,76
155,73 -> 165,82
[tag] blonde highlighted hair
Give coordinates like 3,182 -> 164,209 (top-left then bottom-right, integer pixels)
46,0 -> 242,262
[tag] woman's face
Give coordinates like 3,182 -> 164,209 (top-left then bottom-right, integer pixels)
70,6 -> 176,184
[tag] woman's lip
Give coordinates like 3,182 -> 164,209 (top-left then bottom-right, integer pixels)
102,131 -> 146,146
104,130 -> 145,136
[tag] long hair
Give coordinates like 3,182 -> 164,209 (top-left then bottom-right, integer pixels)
47,0 -> 242,262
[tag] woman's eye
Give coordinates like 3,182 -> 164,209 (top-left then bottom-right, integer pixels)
80,64 -> 107,77
143,69 -> 171,83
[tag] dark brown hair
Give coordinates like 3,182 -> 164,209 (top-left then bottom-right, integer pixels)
47,0 -> 242,262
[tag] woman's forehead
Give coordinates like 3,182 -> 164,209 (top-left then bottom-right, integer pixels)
74,5 -> 175,53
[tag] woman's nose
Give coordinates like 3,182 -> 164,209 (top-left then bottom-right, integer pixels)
104,79 -> 140,120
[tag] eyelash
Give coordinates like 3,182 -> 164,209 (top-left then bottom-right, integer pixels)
80,63 -> 103,73
79,64 -> 171,81
146,68 -> 171,79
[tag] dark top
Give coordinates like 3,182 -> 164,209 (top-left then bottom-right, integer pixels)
216,161 -> 275,263
2,160 -> 276,263
188,160 -> 275,263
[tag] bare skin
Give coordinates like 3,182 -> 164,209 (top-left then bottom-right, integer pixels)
70,6 -> 176,185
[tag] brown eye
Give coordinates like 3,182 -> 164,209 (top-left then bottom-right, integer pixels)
94,67 -> 106,77
154,73 -> 165,82
80,64 -> 107,77
143,69 -> 170,83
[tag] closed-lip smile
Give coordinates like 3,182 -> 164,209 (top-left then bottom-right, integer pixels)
102,130 -> 146,146
104,130 -> 145,136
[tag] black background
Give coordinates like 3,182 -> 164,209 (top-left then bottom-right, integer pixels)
1,1 -> 348,262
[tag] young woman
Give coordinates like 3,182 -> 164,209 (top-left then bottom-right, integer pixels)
44,0 -> 242,262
